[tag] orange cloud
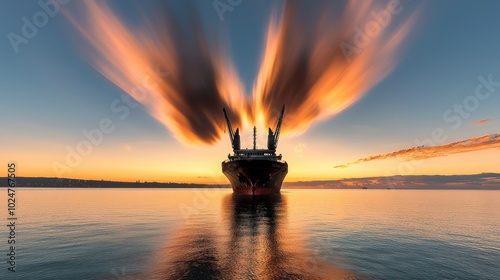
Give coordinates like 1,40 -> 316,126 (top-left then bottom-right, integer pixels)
252,0 -> 420,135
334,133 -> 500,168
65,2 -> 247,145
471,119 -> 490,125
65,1 -> 419,145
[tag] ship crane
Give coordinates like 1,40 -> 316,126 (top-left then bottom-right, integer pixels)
223,108 -> 240,151
221,105 -> 287,195
267,105 -> 286,152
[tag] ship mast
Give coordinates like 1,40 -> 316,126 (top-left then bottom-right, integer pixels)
253,126 -> 257,150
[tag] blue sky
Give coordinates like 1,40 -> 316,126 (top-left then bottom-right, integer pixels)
1,0 -> 499,182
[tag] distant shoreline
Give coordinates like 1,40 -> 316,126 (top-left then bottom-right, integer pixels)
1,187 -> 498,190
0,177 -> 227,189
1,173 -> 499,189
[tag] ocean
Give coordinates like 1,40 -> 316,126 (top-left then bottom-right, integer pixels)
1,189 -> 499,279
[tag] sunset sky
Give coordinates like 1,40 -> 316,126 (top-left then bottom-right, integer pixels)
1,0 -> 499,183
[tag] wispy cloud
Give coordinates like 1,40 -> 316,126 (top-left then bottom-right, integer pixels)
285,173 -> 500,189
471,119 -> 491,125
334,133 -> 500,168
65,1 -> 419,144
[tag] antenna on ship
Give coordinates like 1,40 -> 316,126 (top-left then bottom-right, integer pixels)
253,126 -> 257,150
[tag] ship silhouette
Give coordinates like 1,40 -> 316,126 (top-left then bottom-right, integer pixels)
222,106 -> 288,195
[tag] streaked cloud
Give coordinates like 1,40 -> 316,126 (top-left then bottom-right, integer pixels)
285,173 -> 500,189
252,0 -> 420,135
334,133 -> 500,168
471,119 -> 491,125
65,0 -> 419,144
65,2 -> 247,145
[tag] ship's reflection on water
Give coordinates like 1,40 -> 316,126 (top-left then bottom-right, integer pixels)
151,194 -> 356,280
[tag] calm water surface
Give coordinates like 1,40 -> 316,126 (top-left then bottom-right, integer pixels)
1,189 -> 499,279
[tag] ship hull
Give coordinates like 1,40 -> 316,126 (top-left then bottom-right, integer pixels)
222,159 -> 288,195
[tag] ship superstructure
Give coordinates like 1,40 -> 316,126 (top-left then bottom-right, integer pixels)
222,106 -> 288,195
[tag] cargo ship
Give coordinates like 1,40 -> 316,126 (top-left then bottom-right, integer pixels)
222,106 -> 288,195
